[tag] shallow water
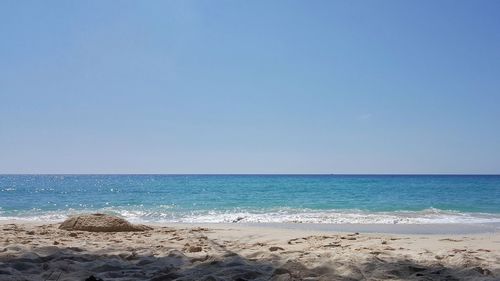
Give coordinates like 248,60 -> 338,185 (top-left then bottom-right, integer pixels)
1,175 -> 500,224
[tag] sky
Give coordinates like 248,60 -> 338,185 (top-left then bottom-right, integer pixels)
1,1 -> 500,174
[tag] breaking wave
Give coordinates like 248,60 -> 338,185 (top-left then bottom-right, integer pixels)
2,207 -> 500,225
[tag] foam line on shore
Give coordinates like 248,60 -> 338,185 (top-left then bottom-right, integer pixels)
2,207 -> 500,226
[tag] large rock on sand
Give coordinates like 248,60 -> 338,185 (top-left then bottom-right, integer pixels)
59,213 -> 152,232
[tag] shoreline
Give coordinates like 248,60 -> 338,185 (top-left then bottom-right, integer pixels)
3,219 -> 500,235
154,222 -> 500,235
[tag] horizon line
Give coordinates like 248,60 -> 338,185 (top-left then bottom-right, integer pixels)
1,173 -> 500,176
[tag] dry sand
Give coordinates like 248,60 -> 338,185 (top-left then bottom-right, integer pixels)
0,222 -> 499,280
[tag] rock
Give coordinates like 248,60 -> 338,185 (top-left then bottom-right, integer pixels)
232,216 -> 245,223
59,213 -> 152,232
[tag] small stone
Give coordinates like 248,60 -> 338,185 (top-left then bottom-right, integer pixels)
232,216 -> 245,223
269,246 -> 285,252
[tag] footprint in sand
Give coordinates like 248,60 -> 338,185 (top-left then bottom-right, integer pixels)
269,246 -> 284,252
439,238 -> 463,242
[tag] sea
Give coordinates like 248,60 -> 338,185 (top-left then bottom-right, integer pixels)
1,175 -> 500,225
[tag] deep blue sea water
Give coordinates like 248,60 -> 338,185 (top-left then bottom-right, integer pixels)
1,175 -> 500,224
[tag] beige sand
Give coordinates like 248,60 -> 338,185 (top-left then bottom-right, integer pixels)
0,222 -> 499,280
59,214 -> 151,232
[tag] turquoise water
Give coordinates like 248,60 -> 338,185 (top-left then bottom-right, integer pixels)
1,175 -> 500,224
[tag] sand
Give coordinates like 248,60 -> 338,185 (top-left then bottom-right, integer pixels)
0,221 -> 499,281
59,214 -> 151,232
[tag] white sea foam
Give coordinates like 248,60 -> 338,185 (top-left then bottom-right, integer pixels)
0,213 -> 68,222
2,208 -> 500,225
172,208 -> 500,224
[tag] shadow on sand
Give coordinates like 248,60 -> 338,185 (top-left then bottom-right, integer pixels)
0,233 -> 497,281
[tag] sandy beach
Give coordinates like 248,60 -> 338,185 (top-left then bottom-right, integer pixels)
3,0 -> 500,279
0,221 -> 499,281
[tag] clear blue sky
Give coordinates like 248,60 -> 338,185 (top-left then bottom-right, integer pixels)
1,1 -> 499,174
